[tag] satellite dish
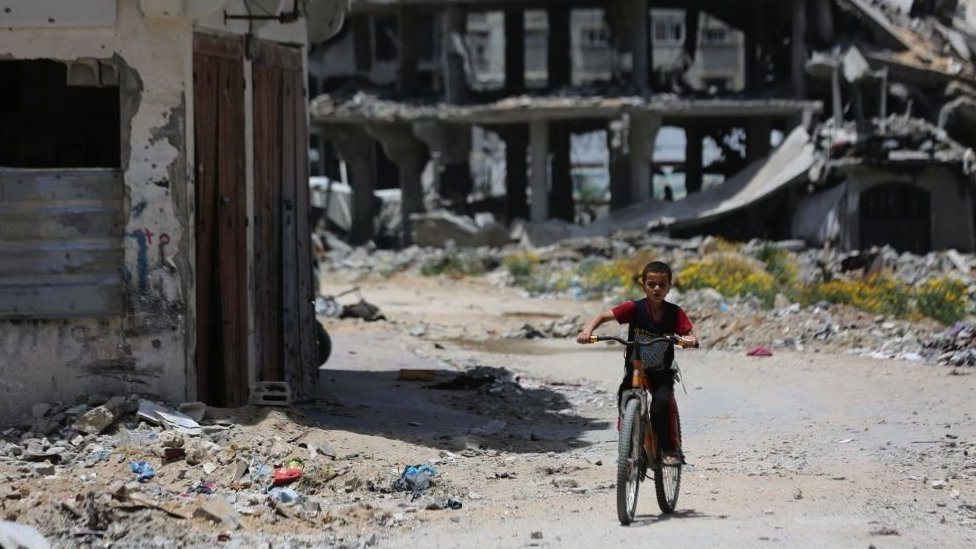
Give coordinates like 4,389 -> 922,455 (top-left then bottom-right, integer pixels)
306,0 -> 347,43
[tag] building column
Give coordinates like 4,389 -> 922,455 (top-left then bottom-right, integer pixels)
628,113 -> 661,203
529,120 -> 549,221
443,6 -> 466,102
747,118 -> 772,162
368,124 -> 429,245
550,124 -> 573,222
685,124 -> 703,195
791,0 -> 807,99
399,6 -> 420,95
547,7 -> 571,88
608,118 -> 631,210
632,0 -> 650,93
504,9 -> 525,93
502,125 -> 529,221
412,121 -> 472,208
323,125 -> 375,245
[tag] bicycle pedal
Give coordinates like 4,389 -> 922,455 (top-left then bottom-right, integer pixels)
249,381 -> 293,407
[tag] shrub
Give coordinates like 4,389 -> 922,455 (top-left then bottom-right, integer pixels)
756,244 -> 798,288
420,254 -> 486,278
802,276 -> 911,318
916,276 -> 968,325
677,255 -> 778,307
502,252 -> 541,284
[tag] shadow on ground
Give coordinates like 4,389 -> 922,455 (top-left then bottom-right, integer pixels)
629,508 -> 728,527
297,365 -> 611,454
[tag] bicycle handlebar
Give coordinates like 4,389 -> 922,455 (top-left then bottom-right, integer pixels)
588,334 -> 699,349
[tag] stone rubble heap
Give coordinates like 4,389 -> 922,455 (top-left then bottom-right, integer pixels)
320,231 -> 976,366
0,394 -> 463,547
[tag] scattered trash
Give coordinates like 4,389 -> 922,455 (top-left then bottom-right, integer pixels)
838,438 -> 854,444
425,497 -> 463,510
746,346 -> 773,357
129,461 -> 155,482
531,531 -> 544,540
272,459 -> 304,486
870,526 -> 900,536
192,481 -> 217,495
393,464 -> 437,500
268,487 -> 305,506
137,400 -> 202,436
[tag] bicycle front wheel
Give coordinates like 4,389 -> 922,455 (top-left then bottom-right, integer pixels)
616,398 -> 642,525
654,410 -> 682,513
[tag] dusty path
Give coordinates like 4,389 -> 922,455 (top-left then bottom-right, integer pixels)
318,273 -> 976,548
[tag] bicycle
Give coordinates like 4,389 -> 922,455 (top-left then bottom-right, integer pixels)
586,333 -> 696,525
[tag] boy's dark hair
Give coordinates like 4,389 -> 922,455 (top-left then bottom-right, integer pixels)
641,261 -> 672,283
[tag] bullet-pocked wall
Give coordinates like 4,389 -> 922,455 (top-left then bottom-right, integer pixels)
0,0 -> 193,421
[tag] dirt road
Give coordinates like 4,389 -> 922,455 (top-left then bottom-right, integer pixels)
318,273 -> 976,548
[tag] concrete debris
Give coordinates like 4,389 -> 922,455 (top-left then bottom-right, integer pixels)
0,520 -> 51,549
193,497 -> 242,529
72,405 -> 120,435
411,211 -> 510,248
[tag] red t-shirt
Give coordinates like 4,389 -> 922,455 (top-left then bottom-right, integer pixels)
611,300 -> 694,336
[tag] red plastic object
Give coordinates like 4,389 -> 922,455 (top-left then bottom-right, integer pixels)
746,346 -> 773,357
272,466 -> 303,486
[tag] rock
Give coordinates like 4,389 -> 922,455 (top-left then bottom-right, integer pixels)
194,497 -> 241,528
32,418 -> 60,436
531,531 -> 544,540
932,479 -> 947,489
698,236 -> 719,255
0,520 -> 50,549
184,438 -> 220,466
344,477 -> 363,492
551,477 -> 579,489
33,463 -> 55,477
202,462 -> 218,475
72,405 -> 118,435
159,431 -> 185,449
178,402 -> 207,423
31,403 -> 51,419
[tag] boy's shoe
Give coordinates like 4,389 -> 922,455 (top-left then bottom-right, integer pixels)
662,452 -> 682,466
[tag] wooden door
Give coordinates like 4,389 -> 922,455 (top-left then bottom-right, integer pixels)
193,34 -> 248,407
252,40 -> 317,401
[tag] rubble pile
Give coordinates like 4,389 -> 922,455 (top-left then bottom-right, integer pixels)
321,231 -> 974,366
0,395 -> 465,546
925,322 -> 976,367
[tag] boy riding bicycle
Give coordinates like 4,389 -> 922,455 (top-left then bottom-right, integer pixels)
577,261 -> 698,465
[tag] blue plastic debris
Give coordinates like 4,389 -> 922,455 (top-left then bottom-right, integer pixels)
393,464 -> 437,499
129,460 -> 155,482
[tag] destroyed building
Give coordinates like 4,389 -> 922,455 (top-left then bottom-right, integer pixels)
0,0 -> 348,422
309,0 -> 976,253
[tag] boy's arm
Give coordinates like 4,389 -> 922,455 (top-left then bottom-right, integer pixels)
576,309 -> 617,344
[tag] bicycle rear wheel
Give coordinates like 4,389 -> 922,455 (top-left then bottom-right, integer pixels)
616,399 -> 642,525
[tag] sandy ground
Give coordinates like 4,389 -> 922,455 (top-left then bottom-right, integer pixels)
317,272 -> 976,548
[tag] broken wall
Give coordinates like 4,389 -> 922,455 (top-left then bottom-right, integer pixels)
0,0 -> 193,421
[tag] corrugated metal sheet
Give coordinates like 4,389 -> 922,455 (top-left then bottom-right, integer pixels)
0,168 -> 124,317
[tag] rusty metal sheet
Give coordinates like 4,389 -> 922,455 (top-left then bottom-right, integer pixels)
0,168 -> 123,317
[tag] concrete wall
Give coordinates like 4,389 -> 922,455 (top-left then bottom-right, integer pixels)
0,0 -> 315,422
842,167 -> 976,252
0,0 -> 193,421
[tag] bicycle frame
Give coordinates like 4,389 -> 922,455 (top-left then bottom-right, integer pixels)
622,361 -> 660,473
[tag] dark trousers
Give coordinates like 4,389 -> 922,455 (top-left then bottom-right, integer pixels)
619,368 -> 681,453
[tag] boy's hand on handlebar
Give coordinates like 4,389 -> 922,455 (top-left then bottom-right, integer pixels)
576,331 -> 593,344
675,335 -> 698,349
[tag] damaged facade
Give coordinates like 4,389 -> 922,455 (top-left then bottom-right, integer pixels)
309,0 -> 976,253
0,0 -> 346,421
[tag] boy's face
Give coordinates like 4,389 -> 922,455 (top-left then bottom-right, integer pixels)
642,272 -> 671,303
